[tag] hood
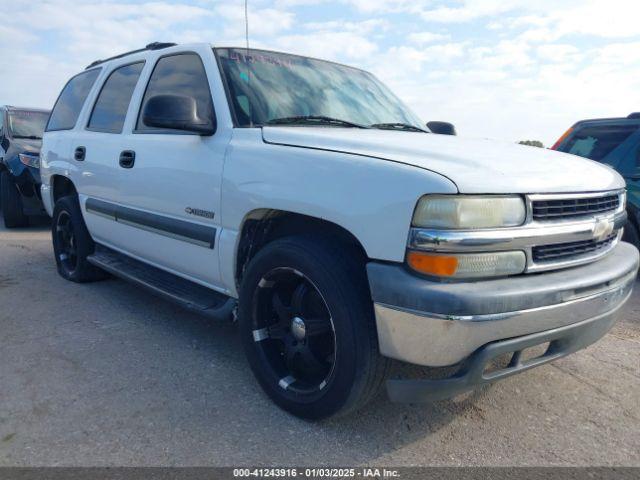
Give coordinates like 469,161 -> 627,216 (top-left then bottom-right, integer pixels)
6,138 -> 42,159
262,127 -> 624,194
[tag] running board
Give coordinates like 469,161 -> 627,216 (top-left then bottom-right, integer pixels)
87,245 -> 236,321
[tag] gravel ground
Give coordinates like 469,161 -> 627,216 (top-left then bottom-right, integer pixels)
0,218 -> 639,466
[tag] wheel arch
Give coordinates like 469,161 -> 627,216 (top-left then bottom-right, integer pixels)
234,209 -> 369,289
51,175 -> 78,204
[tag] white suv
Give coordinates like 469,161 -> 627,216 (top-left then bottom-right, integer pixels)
40,42 -> 638,419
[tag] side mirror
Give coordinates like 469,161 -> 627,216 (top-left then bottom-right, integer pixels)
142,94 -> 215,135
427,121 -> 456,136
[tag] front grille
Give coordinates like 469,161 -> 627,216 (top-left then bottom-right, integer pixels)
532,232 -> 618,262
532,194 -> 619,221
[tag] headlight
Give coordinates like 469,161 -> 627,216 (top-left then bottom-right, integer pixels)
19,152 -> 40,169
412,195 -> 526,229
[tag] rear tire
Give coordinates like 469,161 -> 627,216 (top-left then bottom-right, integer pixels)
1,171 -> 29,228
238,235 -> 388,420
52,195 -> 105,282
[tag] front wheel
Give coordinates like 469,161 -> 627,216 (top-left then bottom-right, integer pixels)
238,236 -> 388,420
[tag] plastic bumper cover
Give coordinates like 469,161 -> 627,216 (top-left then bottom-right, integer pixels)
366,242 -> 639,402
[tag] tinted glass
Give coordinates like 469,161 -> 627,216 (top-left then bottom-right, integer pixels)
8,110 -> 50,138
47,69 -> 101,131
215,48 -> 423,128
562,124 -> 639,162
89,62 -> 144,133
137,53 -> 213,131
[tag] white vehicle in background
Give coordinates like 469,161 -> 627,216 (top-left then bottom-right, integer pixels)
40,42 -> 638,419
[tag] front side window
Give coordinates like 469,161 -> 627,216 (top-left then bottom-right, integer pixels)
47,69 -> 101,131
215,48 -> 424,129
88,62 -> 144,133
136,53 -> 214,132
8,110 -> 50,139
561,124 -> 639,162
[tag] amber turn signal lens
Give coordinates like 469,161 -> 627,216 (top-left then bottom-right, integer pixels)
406,251 -> 458,277
406,250 -> 527,278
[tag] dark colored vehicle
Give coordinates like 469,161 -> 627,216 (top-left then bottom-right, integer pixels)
0,106 -> 50,227
552,112 -> 640,249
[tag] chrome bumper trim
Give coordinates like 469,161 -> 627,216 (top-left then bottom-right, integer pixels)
374,268 -> 636,367
386,304 -> 625,403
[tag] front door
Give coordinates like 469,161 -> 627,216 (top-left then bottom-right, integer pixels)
111,50 -> 227,290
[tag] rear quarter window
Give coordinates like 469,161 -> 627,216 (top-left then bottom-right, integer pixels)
561,124 -> 639,162
47,69 -> 101,131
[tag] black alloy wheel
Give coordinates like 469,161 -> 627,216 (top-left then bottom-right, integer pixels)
239,235 -> 388,420
251,267 -> 337,395
54,210 -> 79,275
52,195 -> 106,282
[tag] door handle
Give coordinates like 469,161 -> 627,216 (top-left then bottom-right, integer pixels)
119,150 -> 135,169
74,146 -> 86,161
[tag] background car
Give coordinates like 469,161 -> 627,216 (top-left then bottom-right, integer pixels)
551,112 -> 640,248
0,105 -> 50,227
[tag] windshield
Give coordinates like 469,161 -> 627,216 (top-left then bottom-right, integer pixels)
8,110 -> 50,139
559,124 -> 639,162
215,48 -> 424,129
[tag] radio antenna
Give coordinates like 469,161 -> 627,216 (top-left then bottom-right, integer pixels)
245,0 -> 250,51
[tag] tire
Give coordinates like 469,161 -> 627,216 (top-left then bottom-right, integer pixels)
52,195 -> 105,282
238,235 -> 388,420
623,218 -> 640,251
1,170 -> 29,228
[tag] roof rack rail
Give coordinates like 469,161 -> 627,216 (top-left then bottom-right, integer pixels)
85,42 -> 177,69
628,112 -> 640,119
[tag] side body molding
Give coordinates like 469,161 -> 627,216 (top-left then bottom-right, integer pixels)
85,198 -> 216,249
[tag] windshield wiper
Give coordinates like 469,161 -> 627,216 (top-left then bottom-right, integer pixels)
13,135 -> 42,140
266,115 -> 370,129
370,123 -> 428,133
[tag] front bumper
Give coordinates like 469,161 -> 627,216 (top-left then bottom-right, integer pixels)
386,304 -> 627,403
367,242 -> 639,401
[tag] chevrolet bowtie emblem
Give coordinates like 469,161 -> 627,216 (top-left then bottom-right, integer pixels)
593,217 -> 614,240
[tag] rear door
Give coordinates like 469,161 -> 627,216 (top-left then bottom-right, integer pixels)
108,48 -> 229,290
78,60 -> 146,245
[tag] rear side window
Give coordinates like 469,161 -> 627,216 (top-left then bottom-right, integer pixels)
136,53 -> 213,132
47,69 -> 101,131
88,62 -> 144,133
562,124 -> 639,162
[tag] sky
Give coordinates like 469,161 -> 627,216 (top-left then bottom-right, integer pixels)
1,0 -> 639,146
